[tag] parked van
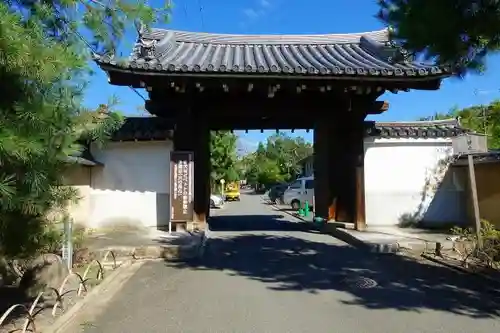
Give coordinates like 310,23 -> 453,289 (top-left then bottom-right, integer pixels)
282,176 -> 314,210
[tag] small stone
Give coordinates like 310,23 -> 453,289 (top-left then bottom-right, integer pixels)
74,248 -> 95,265
0,257 -> 22,286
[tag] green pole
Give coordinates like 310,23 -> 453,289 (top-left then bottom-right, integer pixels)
304,201 -> 310,217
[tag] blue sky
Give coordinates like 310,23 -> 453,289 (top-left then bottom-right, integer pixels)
83,0 -> 500,151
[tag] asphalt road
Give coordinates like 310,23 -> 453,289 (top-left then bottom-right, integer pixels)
81,193 -> 500,333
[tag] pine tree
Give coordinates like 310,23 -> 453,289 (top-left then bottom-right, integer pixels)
0,1 -> 169,257
377,0 -> 500,74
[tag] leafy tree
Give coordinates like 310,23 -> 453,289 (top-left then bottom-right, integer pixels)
377,0 -> 500,74
210,131 -> 239,191
0,1 -> 168,257
256,159 -> 284,186
418,100 -> 500,149
265,133 -> 313,180
243,133 -> 312,189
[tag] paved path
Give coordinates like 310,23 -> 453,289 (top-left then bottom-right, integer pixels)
81,193 -> 500,333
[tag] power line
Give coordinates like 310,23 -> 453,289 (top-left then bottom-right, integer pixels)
197,0 -> 205,30
183,1 -> 189,24
472,89 -> 500,145
54,7 -> 147,104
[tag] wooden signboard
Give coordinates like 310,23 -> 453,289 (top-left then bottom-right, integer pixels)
170,151 -> 194,224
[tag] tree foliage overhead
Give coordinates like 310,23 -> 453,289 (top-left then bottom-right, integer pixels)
377,0 -> 500,74
243,133 -> 313,189
0,0 -> 169,257
418,100 -> 500,149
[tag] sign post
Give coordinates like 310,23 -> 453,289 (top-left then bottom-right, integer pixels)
467,153 -> 482,247
170,151 -> 194,232
453,134 -> 486,248
220,179 -> 225,199
62,216 -> 73,271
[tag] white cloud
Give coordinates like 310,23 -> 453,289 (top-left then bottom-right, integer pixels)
260,0 -> 271,8
243,8 -> 260,19
242,0 -> 273,22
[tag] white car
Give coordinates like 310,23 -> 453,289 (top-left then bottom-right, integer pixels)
210,194 -> 224,208
283,176 -> 314,210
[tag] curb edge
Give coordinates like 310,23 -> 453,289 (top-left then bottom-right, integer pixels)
46,260 -> 144,333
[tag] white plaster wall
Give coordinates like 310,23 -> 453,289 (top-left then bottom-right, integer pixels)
52,166 -> 91,226
364,138 -> 465,226
88,140 -> 173,229
65,166 -> 92,226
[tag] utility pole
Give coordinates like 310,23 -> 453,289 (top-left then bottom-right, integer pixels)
467,88 -> 500,247
473,88 -> 500,147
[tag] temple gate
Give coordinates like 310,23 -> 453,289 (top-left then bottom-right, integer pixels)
95,26 -> 449,231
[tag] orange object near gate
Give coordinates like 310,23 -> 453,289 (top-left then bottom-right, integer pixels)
328,199 -> 336,221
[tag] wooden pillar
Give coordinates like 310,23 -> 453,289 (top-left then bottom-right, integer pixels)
334,113 -> 366,229
314,111 -> 366,229
205,147 -> 211,220
313,119 -> 336,220
193,118 -> 210,228
174,110 -> 210,231
355,164 -> 366,230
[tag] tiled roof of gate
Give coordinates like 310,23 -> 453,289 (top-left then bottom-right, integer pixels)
94,28 -> 450,78
373,118 -> 468,138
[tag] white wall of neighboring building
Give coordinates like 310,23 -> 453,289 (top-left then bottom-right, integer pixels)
302,137 -> 466,226
66,140 -> 173,230
63,166 -> 92,226
65,136 -> 465,229
52,166 -> 91,226
364,137 -> 465,226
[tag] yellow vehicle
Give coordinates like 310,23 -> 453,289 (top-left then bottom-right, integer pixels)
225,182 -> 241,201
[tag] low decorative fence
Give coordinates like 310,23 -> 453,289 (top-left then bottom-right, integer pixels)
0,249 -> 130,333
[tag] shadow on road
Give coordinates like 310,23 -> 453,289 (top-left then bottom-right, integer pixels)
170,232 -> 500,319
208,214 -> 316,232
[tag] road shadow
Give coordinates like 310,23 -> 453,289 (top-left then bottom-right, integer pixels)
0,286 -> 29,326
208,214 -> 317,233
170,233 -> 500,319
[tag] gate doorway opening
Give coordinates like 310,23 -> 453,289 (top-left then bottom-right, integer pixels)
94,26 -> 449,232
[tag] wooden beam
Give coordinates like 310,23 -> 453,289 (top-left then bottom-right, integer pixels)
104,68 -> 444,91
208,117 -> 315,130
149,91 -> 348,118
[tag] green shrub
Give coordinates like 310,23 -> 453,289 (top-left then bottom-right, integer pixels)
451,220 -> 500,268
0,213 -> 87,260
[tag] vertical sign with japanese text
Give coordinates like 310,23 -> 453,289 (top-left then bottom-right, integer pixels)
170,151 -> 194,222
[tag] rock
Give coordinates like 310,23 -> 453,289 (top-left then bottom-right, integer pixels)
74,247 -> 94,265
0,257 -> 23,287
18,253 -> 69,301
